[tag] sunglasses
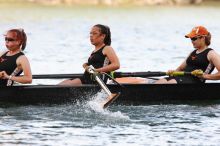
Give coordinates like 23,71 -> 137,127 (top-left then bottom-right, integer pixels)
191,36 -> 203,41
5,37 -> 16,42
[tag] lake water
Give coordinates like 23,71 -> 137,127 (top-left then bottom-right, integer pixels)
1,2 -> 220,145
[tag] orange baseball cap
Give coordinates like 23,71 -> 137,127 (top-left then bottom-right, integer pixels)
185,26 -> 209,38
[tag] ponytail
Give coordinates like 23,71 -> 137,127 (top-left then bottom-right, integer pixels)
205,32 -> 211,46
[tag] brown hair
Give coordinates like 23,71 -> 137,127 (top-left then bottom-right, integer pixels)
7,29 -> 27,50
205,32 -> 211,46
94,24 -> 111,45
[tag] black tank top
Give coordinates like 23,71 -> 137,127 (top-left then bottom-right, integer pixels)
82,46 -> 110,84
87,45 -> 110,68
0,51 -> 24,86
185,48 -> 214,73
184,48 -> 214,83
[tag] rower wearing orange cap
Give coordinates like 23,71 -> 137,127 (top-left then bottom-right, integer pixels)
155,26 -> 220,84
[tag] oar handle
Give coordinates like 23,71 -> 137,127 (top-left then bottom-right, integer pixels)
168,70 -> 204,76
86,66 -> 95,74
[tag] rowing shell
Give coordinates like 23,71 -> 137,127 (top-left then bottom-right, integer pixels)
0,83 -> 220,105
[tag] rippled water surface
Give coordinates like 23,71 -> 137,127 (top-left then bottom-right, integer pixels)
1,2 -> 220,145
1,104 -> 220,145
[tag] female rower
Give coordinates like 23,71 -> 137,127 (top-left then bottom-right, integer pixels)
155,26 -> 220,84
59,24 -> 120,85
0,29 -> 32,86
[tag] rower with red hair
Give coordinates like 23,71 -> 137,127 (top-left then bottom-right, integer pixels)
0,29 -> 32,86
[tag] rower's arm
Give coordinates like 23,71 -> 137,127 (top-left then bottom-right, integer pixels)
175,52 -> 193,71
11,55 -> 32,84
203,50 -> 220,80
175,60 -> 187,71
166,60 -> 186,75
96,46 -> 120,73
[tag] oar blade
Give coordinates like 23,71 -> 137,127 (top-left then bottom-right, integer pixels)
103,92 -> 120,109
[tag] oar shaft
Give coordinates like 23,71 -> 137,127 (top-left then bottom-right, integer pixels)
95,76 -> 112,96
32,70 -> 203,79
32,74 -> 83,79
86,65 -> 112,96
32,72 -> 168,79
113,72 -> 167,78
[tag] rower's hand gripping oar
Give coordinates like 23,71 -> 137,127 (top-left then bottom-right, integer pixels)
87,65 -> 120,108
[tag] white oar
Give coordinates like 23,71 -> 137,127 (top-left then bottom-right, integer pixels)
87,65 -> 120,108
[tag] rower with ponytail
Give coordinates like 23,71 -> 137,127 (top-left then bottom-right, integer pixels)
0,28 -> 32,86
59,24 -> 120,85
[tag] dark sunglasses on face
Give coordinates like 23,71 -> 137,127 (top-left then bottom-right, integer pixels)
5,37 -> 16,42
191,36 -> 202,41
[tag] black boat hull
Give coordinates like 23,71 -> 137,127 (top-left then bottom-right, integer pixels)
0,83 -> 220,105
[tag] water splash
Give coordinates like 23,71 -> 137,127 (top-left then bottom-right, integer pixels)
84,91 -> 130,122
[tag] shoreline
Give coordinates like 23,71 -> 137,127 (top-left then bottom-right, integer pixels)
0,0 -> 220,6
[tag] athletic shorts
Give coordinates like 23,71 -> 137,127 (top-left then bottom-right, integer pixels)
79,72 -> 109,84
